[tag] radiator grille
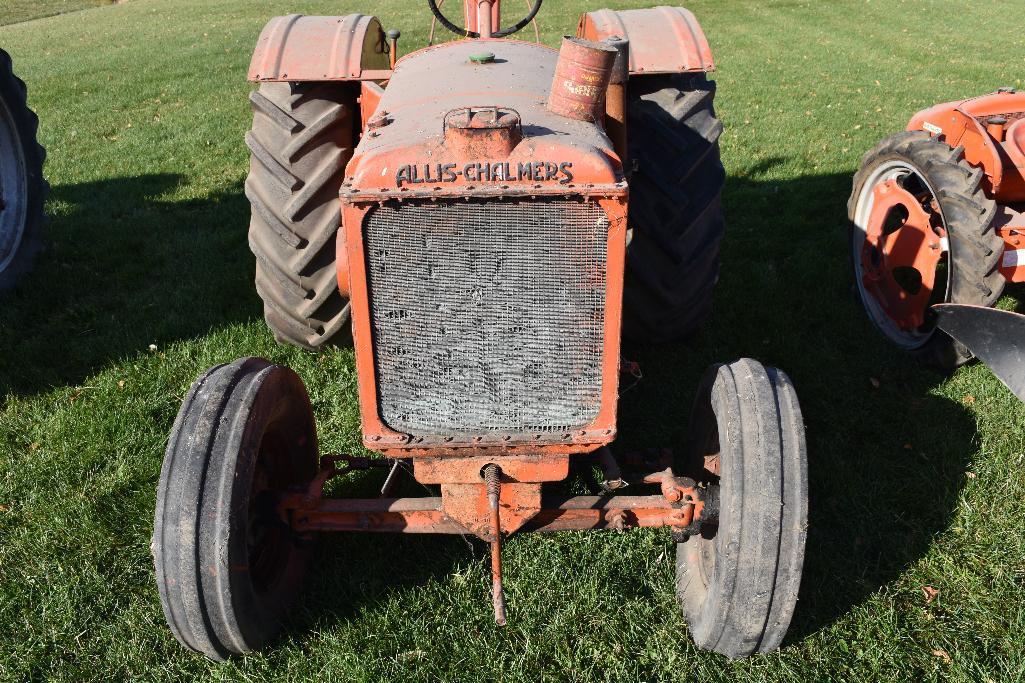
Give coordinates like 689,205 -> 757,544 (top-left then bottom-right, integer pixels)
363,197 -> 608,438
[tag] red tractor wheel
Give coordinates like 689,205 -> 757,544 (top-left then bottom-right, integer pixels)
676,359 -> 808,658
152,358 -> 318,660
848,131 -> 1004,368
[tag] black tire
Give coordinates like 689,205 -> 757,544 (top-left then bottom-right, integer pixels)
0,48 -> 47,293
152,357 -> 318,660
623,74 -> 726,343
246,82 -> 356,350
676,359 -> 808,658
848,131 -> 1004,368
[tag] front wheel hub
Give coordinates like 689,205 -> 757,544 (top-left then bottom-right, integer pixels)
861,178 -> 947,331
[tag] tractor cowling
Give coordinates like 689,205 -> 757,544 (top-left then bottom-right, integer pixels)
342,40 -> 625,197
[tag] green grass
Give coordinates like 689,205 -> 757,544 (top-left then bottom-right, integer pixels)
1,0 -> 1024,680
0,0 -> 116,26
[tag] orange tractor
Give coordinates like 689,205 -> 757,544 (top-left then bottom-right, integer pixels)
152,1 -> 808,660
850,89 -> 1025,367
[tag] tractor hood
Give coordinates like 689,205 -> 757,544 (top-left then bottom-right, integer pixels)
342,39 -> 625,199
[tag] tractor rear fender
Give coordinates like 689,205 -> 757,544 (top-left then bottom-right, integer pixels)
576,6 -> 714,75
248,14 -> 391,82
908,90 -> 1025,201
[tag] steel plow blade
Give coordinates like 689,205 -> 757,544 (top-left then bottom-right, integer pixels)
934,303 -> 1025,402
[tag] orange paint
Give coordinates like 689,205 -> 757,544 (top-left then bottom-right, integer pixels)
908,89 -> 1025,201
860,179 -> 945,330
576,6 -> 715,74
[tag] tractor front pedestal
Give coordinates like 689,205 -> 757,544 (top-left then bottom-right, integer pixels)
277,452 -> 716,625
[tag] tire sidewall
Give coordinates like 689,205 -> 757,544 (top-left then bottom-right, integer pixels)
226,365 -> 318,649
678,364 -> 743,647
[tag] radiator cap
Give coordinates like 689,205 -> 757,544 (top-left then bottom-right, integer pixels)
443,106 -> 522,157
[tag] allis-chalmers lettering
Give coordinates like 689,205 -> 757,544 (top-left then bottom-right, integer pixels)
395,160 -> 574,187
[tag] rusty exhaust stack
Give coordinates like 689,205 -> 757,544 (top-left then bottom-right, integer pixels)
547,36 -> 617,123
603,36 -> 630,165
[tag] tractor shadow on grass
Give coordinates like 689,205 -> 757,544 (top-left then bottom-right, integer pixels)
617,166 -> 978,647
0,173 -> 255,396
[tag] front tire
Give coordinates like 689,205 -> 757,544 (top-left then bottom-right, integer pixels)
676,359 -> 808,658
152,357 -> 318,660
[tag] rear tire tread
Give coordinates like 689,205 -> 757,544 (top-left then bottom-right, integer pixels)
245,81 -> 355,350
624,73 -> 726,343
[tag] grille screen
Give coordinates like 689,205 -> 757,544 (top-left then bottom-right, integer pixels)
363,197 -> 608,437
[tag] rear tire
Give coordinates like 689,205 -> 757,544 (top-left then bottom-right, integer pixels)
152,357 -> 318,660
623,74 -> 726,343
246,82 -> 356,350
676,359 -> 808,658
848,131 -> 1004,368
0,49 -> 47,293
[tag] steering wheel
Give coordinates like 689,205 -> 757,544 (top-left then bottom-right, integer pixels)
427,0 -> 543,38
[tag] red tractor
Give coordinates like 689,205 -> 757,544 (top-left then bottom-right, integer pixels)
850,89 -> 1025,367
152,1 -> 808,660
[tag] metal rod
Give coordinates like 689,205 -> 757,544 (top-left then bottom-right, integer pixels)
477,0 -> 494,38
593,446 -> 627,490
289,493 -> 713,535
386,29 -> 401,70
379,459 -> 404,497
312,497 -> 442,512
483,464 -> 507,626
542,494 -> 673,509
524,0 -> 540,42
296,494 -> 677,514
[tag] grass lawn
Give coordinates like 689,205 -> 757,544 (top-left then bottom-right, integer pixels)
0,1 -> 116,26
1,0 -> 1024,680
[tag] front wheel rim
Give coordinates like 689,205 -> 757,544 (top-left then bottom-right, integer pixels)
247,429 -> 300,595
852,160 -> 950,348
